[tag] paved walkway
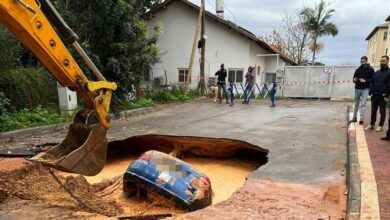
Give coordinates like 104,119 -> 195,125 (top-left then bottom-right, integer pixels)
363,105 -> 390,219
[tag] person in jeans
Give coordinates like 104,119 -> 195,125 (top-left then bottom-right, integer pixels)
351,56 -> 374,124
366,55 -> 390,132
242,66 -> 255,104
269,81 -> 278,107
382,100 -> 390,141
380,56 -> 390,140
228,82 -> 235,106
215,64 -> 229,104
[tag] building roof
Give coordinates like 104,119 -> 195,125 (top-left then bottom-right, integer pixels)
365,23 -> 389,40
386,15 -> 390,22
148,0 -> 297,65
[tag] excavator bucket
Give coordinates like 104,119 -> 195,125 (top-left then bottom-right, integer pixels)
29,111 -> 107,176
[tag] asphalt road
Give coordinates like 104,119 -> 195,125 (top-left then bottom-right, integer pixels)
0,99 -> 349,184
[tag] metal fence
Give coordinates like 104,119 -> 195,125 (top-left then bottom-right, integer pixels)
280,66 -> 361,99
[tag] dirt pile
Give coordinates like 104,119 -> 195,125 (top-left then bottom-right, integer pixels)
0,163 -> 123,217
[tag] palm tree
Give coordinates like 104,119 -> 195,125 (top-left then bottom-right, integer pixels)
300,0 -> 338,65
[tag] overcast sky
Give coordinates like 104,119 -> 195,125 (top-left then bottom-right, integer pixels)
188,0 -> 390,65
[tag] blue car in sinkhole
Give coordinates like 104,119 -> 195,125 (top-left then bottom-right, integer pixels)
123,150 -> 212,211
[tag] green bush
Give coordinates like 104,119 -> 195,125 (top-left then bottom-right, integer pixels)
0,106 -> 72,132
146,86 -> 197,103
0,92 -> 10,116
0,68 -> 58,111
118,97 -> 155,111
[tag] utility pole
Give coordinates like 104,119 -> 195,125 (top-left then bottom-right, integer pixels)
199,0 -> 206,96
185,2 -> 203,95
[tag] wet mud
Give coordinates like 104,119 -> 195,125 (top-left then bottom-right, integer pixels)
172,180 -> 347,220
0,135 -> 268,219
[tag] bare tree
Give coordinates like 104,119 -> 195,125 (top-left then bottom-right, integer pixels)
260,11 -> 313,65
284,13 -> 313,65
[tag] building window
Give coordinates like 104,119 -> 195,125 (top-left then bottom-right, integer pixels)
386,48 -> 388,55
385,32 -> 388,41
228,69 -> 244,83
178,69 -> 190,83
265,73 -> 277,83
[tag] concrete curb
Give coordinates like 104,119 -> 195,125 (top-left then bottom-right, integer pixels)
0,106 -> 164,139
346,105 -> 361,220
0,122 -> 71,139
117,106 -> 163,119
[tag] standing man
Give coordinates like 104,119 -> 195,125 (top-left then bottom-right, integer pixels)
242,66 -> 255,104
228,82 -> 235,106
366,56 -> 390,132
269,81 -> 278,108
382,100 -> 390,141
380,56 -> 390,141
350,56 -> 374,124
215,64 -> 229,104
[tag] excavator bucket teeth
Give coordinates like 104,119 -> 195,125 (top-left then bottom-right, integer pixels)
29,111 -> 107,176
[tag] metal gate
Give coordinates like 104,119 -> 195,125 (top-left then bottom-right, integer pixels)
281,66 -> 360,99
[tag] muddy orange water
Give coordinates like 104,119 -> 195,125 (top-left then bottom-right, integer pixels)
82,156 -> 261,205
57,155 -> 262,218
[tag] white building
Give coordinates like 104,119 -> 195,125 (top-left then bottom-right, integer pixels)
147,0 -> 296,89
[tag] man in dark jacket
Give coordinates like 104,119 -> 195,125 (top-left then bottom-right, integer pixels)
242,66 -> 255,104
215,64 -> 229,104
380,56 -> 390,141
366,55 -> 390,132
351,56 -> 374,124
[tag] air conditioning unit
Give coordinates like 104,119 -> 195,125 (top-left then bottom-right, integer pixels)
154,76 -> 165,87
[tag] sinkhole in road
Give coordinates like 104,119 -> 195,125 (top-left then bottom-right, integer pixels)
91,135 -> 269,216
0,135 -> 268,219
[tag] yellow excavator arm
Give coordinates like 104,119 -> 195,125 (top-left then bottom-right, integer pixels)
0,0 -> 117,176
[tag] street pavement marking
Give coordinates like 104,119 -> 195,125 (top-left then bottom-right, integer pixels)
356,115 -> 380,220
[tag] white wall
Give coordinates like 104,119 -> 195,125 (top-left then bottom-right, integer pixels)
148,1 -> 277,88
249,41 -> 266,85
148,2 -> 199,86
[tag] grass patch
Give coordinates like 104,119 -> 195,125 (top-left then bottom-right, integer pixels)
146,87 -> 197,103
117,87 -> 197,112
1,87 -> 199,132
0,106 -> 73,132
118,97 -> 155,111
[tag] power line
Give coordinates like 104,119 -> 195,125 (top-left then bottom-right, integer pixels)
224,2 -> 237,24
205,0 -> 215,10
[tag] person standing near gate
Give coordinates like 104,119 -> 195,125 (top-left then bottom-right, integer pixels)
350,56 -> 374,124
242,66 -> 255,104
215,64 -> 229,104
366,55 -> 390,132
228,82 -> 235,106
269,81 -> 278,107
